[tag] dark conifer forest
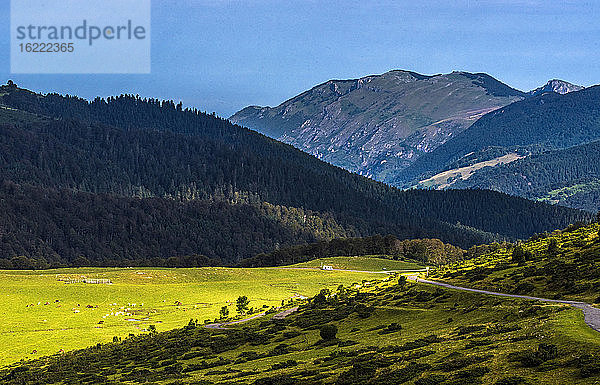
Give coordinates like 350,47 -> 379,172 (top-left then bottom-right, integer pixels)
0,84 -> 591,267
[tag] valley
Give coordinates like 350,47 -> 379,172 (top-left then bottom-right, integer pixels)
3,1 -> 600,383
0,266 -> 381,365
3,258 -> 600,384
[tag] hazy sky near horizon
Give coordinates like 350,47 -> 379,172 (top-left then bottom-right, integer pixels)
1,0 -> 599,116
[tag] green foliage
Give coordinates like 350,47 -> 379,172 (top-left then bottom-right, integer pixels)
243,234 -> 467,267
319,324 -> 338,340
236,296 -> 250,314
1,274 -> 599,384
0,86 -> 590,267
513,343 -> 558,367
219,306 -> 229,319
435,223 -> 600,302
397,275 -> 407,288
511,245 -> 531,264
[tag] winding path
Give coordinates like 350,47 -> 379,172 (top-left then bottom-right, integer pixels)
274,267 -> 428,274
204,312 -> 267,330
204,271 -> 600,333
204,306 -> 300,330
409,276 -> 600,332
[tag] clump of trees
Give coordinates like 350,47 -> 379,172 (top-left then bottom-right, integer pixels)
219,306 -> 229,319
511,245 -> 533,264
236,296 -> 250,314
240,235 -> 466,267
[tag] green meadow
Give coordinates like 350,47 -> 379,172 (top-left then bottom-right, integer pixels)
5,274 -> 600,384
0,266 -> 380,365
290,256 -> 424,271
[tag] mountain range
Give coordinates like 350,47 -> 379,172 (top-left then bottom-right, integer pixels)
405,85 -> 600,211
230,71 -> 599,211
230,70 -> 527,183
0,82 -> 589,268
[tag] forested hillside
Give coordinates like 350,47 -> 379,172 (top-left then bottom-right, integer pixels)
0,83 -> 591,266
451,140 -> 600,211
0,182 -> 357,269
400,86 -> 600,185
240,235 -> 465,267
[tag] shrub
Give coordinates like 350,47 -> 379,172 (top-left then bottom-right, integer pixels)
415,374 -> 447,385
336,360 -> 377,385
320,324 -> 338,340
513,282 -> 535,294
268,343 -> 291,356
397,275 -> 407,287
378,323 -> 402,335
271,360 -> 299,370
282,330 -> 302,339
456,365 -> 490,379
537,343 -> 558,362
514,343 -> 558,367
353,303 -> 375,318
374,362 -> 431,383
495,376 -> 528,385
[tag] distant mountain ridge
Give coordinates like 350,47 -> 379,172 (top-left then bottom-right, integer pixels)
449,139 -> 600,211
231,70 -> 582,185
528,79 -> 584,97
400,85 -> 600,212
231,70 -> 527,183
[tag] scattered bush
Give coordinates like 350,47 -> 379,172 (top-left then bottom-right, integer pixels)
271,360 -> 299,370
513,343 -> 558,367
320,324 -> 338,341
378,323 -> 402,335
495,376 -> 528,385
374,362 -> 431,383
415,374 -> 447,385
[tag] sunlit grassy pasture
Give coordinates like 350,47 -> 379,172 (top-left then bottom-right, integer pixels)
432,223 -> 600,302
289,256 -> 424,271
6,274 -> 600,384
0,267 -> 380,365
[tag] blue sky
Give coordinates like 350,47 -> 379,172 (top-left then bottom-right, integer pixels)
1,0 -> 600,116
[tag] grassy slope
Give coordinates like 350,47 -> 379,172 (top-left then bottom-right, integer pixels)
417,152 -> 524,189
290,256 -> 424,271
4,275 -> 600,384
0,267 -> 379,365
431,223 -> 600,303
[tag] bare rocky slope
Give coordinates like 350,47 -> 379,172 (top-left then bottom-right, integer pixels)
230,70 -> 527,184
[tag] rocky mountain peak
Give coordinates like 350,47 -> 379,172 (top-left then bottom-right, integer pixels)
529,79 -> 584,97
